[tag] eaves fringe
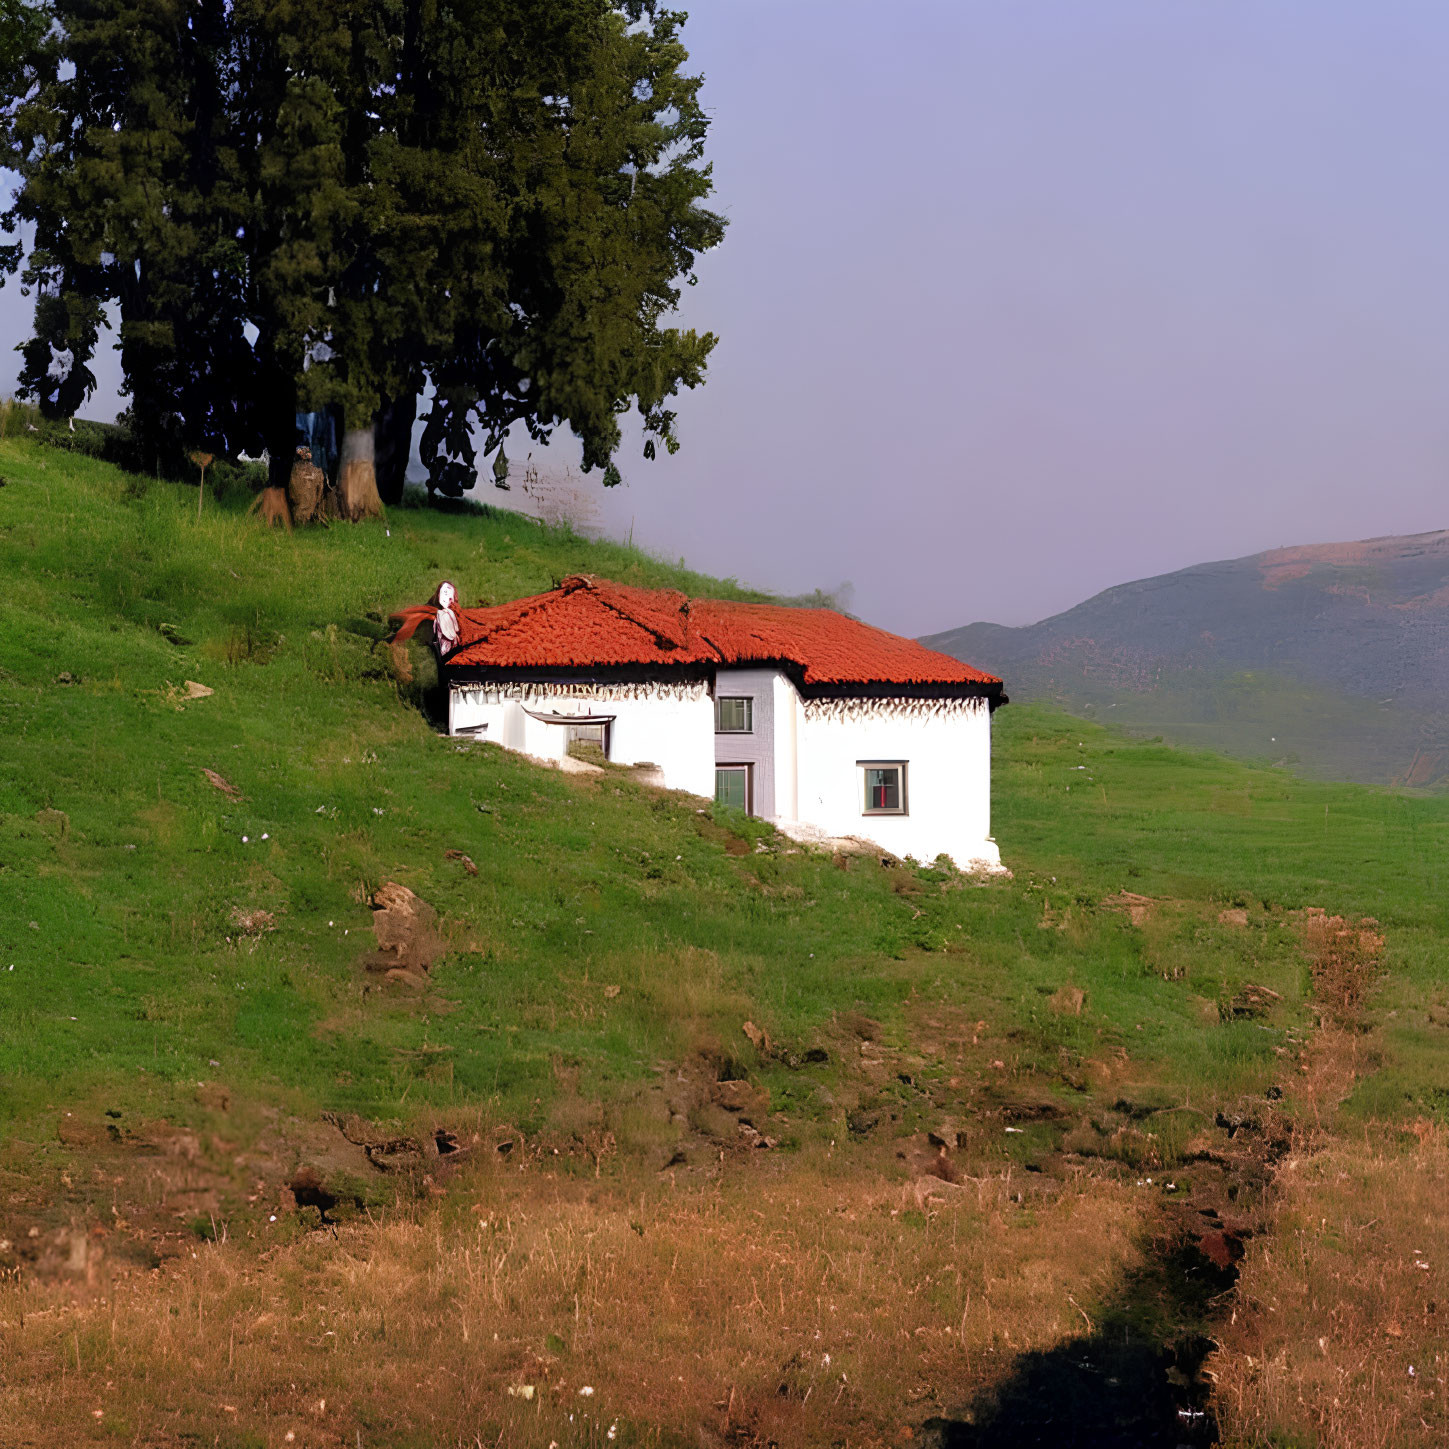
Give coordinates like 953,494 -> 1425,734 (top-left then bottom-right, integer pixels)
801,695 -> 989,725
453,680 -> 709,707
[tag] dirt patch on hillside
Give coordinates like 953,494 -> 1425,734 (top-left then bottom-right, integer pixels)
0,1115 -> 239,1288
920,911 -> 1386,1446
0,1100 -> 486,1294
1206,913 -> 1412,1445
360,880 -> 445,987
1101,889 -> 1157,926
1300,908 -> 1382,1023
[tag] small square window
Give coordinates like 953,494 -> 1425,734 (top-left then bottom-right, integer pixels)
716,696 -> 753,733
861,761 -> 907,815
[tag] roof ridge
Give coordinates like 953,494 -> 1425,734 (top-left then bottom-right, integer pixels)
595,595 -> 699,654
569,574 -> 703,654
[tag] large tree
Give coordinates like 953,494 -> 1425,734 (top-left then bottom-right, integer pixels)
417,3 -> 723,501
2,0 -> 101,420
0,0 -> 46,199
2,1 -> 725,514
4,2 -> 257,462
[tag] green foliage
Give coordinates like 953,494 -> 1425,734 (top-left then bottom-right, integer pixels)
0,0 -> 43,73
2,2 -> 726,501
438,3 -> 725,480
4,0 -> 254,465
0,393 -> 40,443
0,0 -> 48,275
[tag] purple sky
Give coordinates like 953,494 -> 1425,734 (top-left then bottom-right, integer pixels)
8,2 -> 1449,635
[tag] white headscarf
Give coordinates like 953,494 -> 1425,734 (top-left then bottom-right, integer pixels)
434,580 -> 460,651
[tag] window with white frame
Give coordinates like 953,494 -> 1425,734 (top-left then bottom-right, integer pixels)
860,761 -> 907,815
715,696 -> 753,733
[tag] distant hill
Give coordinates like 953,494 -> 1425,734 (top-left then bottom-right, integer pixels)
923,530 -> 1449,786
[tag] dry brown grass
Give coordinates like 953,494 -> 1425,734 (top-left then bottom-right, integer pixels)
1212,912 -> 1444,1448
1301,911 -> 1384,1025
1213,1121 -> 1449,1449
0,1153 -> 1139,1447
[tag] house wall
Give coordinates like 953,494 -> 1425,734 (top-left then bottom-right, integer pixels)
448,681 -> 715,798
449,675 -> 1001,871
772,672 -> 801,822
712,667 -> 786,817
792,695 -> 999,869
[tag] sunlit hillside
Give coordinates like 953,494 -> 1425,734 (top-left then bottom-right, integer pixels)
2,436 -> 1446,1447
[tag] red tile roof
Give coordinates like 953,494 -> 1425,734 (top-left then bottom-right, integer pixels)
434,576 -> 1000,691
692,596 -> 1000,687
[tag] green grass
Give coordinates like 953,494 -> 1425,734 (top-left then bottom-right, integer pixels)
1065,666 -> 1446,787
997,714 -> 1449,1121
2,436 -> 1447,1149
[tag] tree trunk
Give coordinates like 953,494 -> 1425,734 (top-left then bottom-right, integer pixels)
375,392 -> 418,507
337,421 -> 383,521
288,453 -> 328,525
262,417 -> 299,509
249,486 -> 293,531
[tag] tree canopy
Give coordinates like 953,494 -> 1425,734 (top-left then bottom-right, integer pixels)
1,1 -> 725,512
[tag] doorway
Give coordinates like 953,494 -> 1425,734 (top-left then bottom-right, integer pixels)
714,763 -> 752,813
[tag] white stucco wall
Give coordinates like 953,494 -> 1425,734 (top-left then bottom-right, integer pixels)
772,672 -> 801,823
448,681 -> 715,799
448,675 -> 1000,871
792,696 -> 1000,869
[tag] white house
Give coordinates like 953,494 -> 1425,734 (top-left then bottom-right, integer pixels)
406,575 -> 1008,871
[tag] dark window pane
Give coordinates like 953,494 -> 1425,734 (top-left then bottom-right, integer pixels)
865,766 -> 901,812
715,768 -> 748,811
716,697 -> 753,733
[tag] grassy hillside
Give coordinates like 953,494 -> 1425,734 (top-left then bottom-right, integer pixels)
2,438 -> 1448,1447
0,440 -> 783,1126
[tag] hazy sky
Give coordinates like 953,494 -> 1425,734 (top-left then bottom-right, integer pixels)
6,2 -> 1449,636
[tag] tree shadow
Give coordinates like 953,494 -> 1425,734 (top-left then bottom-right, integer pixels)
923,1227 -> 1237,1448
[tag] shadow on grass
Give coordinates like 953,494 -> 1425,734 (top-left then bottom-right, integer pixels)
925,1229 -> 1236,1448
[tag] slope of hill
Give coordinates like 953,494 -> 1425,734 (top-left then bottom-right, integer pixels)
923,530 -> 1449,786
2,438 -> 1448,1447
